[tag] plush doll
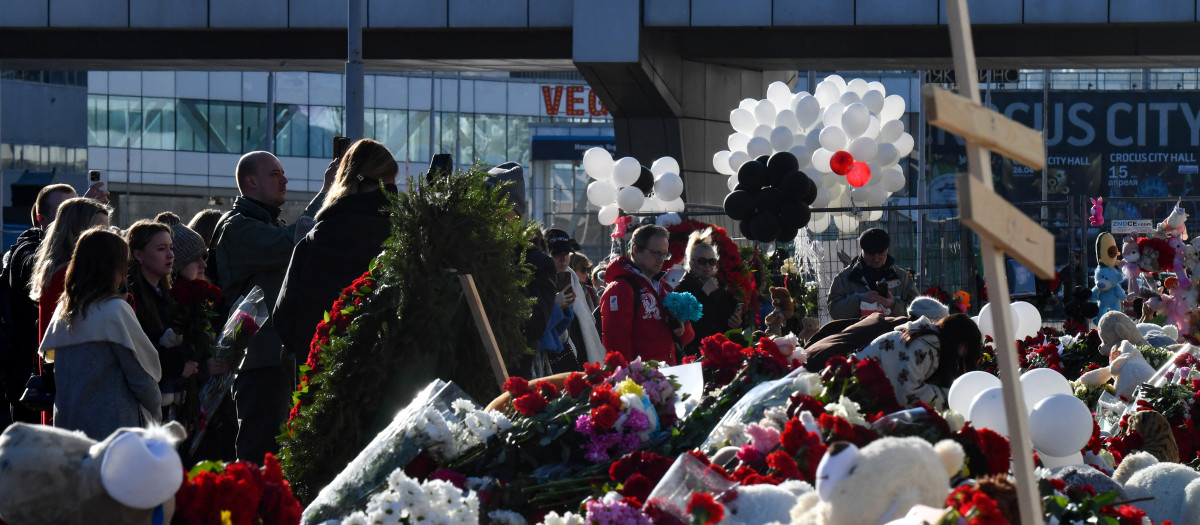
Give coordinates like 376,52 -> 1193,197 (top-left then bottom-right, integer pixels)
788,437 -> 964,525
1121,235 -> 1142,298
1078,340 -> 1157,400
1097,310 -> 1149,356
1089,197 -> 1104,226
720,480 -> 813,525
796,316 -> 820,345
1152,275 -> 1191,335
1156,200 -> 1188,241
764,286 -> 795,337
1112,451 -> 1200,525
1093,232 -> 1126,323
0,422 -> 186,525
1170,236 -> 1192,289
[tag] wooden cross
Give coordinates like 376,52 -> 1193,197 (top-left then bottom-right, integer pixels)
923,1 -> 1053,524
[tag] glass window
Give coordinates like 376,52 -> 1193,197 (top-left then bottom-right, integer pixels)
208,101 -> 243,154
475,113 -> 507,167
308,105 -> 344,159
1,143 -> 12,171
88,95 -> 108,147
507,116 -> 531,168
364,108 -> 376,142
437,112 -> 456,162
457,113 -> 474,169
242,103 -> 268,153
49,146 -> 65,173
107,96 -> 129,147
176,99 -> 210,152
142,98 -> 176,150
408,110 -> 430,164
371,109 -> 408,162
275,104 -> 309,158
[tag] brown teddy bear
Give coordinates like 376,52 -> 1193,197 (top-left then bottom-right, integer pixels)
764,286 -> 795,337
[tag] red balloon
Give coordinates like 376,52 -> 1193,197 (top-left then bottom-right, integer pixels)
831,151 -> 854,176
846,162 -> 872,187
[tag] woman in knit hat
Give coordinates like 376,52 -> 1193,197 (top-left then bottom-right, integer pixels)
275,139 -> 398,364
157,212 -> 209,281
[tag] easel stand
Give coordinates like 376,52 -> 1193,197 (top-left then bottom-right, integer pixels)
459,274 -> 510,390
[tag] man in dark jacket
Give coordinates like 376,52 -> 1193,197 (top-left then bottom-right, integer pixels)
208,151 -> 331,462
827,228 -> 918,320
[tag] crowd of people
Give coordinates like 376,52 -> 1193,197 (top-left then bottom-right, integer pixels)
0,144 -> 984,466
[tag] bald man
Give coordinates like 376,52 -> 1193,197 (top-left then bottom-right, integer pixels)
207,150 -> 335,461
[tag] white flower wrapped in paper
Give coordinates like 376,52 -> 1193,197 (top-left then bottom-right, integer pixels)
339,468 -> 479,525
792,371 -> 822,396
825,395 -> 867,427
537,511 -> 586,525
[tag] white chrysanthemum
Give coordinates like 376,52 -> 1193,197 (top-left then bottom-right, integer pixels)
452,398 -> 476,415
792,372 -> 822,396
824,395 -> 867,427
538,511 -> 586,525
341,511 -> 371,525
762,406 -> 788,429
488,509 -> 529,525
711,420 -> 748,448
943,409 -> 966,433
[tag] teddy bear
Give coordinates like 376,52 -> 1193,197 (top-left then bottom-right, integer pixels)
1121,235 -> 1142,299
0,422 -> 186,525
1097,310 -> 1149,357
719,480 -> 813,524
764,286 -> 795,337
1155,200 -> 1188,241
1078,339 -> 1157,400
1093,232 -> 1127,323
1147,276 -> 1191,335
787,437 -> 964,525
1112,451 -> 1200,525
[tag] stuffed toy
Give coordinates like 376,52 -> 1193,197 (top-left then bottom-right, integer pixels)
796,317 -> 820,345
1097,310 -> 1148,357
1171,236 -> 1192,288
787,437 -> 964,525
1156,200 -> 1188,241
1093,232 -> 1126,323
1089,197 -> 1105,226
1147,275 -> 1191,335
720,480 -> 813,525
1112,451 -> 1200,525
0,422 -> 186,525
1121,235 -> 1142,299
1137,322 -> 1180,346
1078,340 -> 1157,400
1047,465 -> 1129,500
1063,286 -> 1100,327
764,286 -> 795,337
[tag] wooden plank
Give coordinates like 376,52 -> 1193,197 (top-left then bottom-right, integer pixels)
923,84 -> 1047,170
459,274 -> 509,389
957,173 -> 1056,278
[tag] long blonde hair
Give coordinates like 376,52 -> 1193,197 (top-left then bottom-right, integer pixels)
29,197 -> 112,301
320,139 -> 398,213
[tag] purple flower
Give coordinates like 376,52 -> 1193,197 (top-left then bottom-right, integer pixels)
584,496 -> 653,525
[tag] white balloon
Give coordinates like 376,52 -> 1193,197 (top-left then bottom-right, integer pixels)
875,143 -> 900,166
805,125 -> 824,151
653,172 -> 684,201
863,116 -> 881,140
775,109 -> 800,130
597,203 -> 620,225
1040,452 -> 1084,470
728,151 -> 751,173
731,108 -> 757,135
611,157 -> 641,187
1030,394 -> 1094,457
894,132 -> 915,156
846,78 -> 869,96
583,147 -> 614,180
789,145 -> 811,170
841,103 -> 871,139
811,148 -> 835,173
809,212 -> 831,233
616,185 -> 645,212
849,186 -> 870,202
833,214 -> 859,234
728,133 -> 750,152
838,91 -> 862,106
1012,301 -> 1043,340
948,371 -> 1002,414
726,175 -> 739,192
753,124 -> 773,139
877,119 -> 905,144
825,74 -> 848,92
867,81 -> 886,94
661,197 -> 685,212
814,80 -> 841,107
586,180 -> 618,207
866,209 -> 884,221
847,136 -> 878,163
822,102 -> 846,129
638,195 -> 665,213
1021,368 -> 1073,413
794,95 -> 822,129
651,156 -> 680,177
820,169 -> 838,188
767,81 -> 793,109
881,94 -> 907,121
770,126 -> 794,152
865,187 -> 888,207
713,150 -> 734,176
862,90 -> 886,115
812,187 -> 831,208
975,303 -> 994,341
818,126 -> 848,152
968,387 -> 1009,436
754,100 -> 777,126
747,136 -> 772,158
880,165 -> 906,192
739,98 -> 758,110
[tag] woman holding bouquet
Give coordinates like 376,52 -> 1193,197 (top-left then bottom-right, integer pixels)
854,313 -> 983,410
40,229 -> 162,438
275,139 -> 398,364
673,228 -> 740,359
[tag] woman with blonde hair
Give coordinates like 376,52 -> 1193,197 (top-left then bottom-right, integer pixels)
29,197 -> 112,341
40,228 -> 161,438
275,139 -> 399,362
673,228 -> 740,358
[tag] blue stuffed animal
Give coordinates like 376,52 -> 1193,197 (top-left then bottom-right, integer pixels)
1093,232 -> 1126,323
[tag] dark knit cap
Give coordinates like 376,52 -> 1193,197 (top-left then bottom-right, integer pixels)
859,228 -> 890,254
155,212 -> 207,272
485,162 -> 527,218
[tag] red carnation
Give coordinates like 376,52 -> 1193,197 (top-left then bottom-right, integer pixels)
605,351 -> 629,369
619,473 -> 653,504
513,392 -> 548,416
564,372 -> 589,398
687,492 -> 725,525
537,381 -> 560,400
766,450 -> 802,479
503,377 -> 533,397
591,404 -> 619,430
590,384 -> 622,409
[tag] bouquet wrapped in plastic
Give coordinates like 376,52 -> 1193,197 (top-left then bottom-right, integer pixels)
190,286 -> 268,455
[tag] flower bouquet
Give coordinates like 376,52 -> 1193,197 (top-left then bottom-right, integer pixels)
190,285 -> 268,456
173,452 -> 302,525
169,277 -> 223,434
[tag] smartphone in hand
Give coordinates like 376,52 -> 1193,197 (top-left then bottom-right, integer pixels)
88,170 -> 107,192
556,271 -> 573,293
332,136 -> 351,159
427,154 -> 453,183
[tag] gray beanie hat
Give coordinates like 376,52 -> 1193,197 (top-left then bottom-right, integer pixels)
485,162 -> 527,218
908,296 -> 950,321
155,212 -> 207,273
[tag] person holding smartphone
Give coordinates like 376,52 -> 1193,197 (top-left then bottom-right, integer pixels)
541,229 -> 604,372
674,228 -> 741,358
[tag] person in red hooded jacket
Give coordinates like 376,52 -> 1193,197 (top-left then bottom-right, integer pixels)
599,225 -> 693,365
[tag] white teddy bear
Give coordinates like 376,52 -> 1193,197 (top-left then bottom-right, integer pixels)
1112,451 -> 1200,525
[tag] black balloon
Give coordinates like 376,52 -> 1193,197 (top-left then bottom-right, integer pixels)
802,173 -> 819,205
751,212 -> 780,243
633,165 -> 655,195
755,155 -> 771,166
737,161 -> 767,190
778,226 -> 800,243
723,190 -> 756,221
739,218 -> 755,240
755,187 -> 784,215
780,202 -> 812,230
780,171 -> 805,200
766,152 -> 800,187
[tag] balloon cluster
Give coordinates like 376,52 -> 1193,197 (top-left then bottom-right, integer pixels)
584,147 -> 685,225
721,151 -> 817,243
712,76 -> 914,233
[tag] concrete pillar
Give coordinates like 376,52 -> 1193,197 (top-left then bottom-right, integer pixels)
573,0 -> 794,207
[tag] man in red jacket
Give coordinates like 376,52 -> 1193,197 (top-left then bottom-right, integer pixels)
600,225 -> 694,365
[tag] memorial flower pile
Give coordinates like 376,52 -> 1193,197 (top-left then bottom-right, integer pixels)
173,453 -> 302,525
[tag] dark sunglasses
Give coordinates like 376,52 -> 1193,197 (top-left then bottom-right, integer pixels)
692,257 -> 719,266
